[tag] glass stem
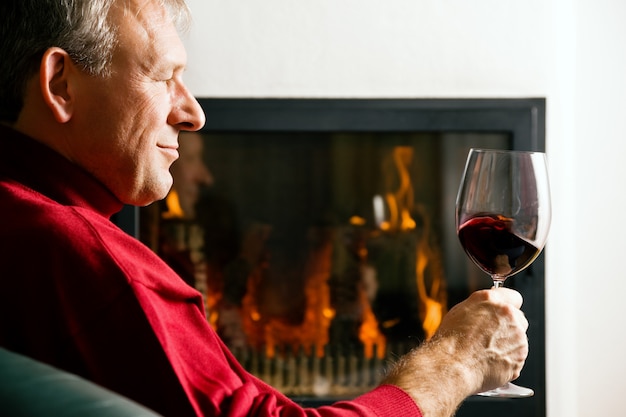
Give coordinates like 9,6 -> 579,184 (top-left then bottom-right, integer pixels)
492,277 -> 505,288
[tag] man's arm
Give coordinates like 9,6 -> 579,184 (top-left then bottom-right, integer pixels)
381,288 -> 529,417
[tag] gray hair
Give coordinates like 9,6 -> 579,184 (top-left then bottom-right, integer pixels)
0,0 -> 191,123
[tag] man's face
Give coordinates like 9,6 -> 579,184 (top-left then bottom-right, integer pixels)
68,0 -> 205,206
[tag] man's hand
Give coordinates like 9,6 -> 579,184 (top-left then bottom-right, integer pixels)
381,288 -> 529,417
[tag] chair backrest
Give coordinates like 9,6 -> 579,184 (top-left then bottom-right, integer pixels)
0,347 -> 162,417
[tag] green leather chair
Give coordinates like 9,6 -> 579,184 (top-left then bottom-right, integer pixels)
0,348 -> 162,416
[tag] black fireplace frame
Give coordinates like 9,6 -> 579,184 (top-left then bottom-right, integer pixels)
116,98 -> 546,417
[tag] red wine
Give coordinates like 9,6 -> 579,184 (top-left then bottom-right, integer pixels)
458,215 -> 540,278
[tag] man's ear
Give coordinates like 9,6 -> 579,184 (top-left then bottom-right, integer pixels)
39,47 -> 75,124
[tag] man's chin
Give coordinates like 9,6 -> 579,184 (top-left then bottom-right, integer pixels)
127,187 -> 172,207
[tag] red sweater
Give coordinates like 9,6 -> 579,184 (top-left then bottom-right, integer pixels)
0,125 -> 422,417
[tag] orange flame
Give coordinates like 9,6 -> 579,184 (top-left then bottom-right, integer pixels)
358,277 -> 386,359
380,146 -> 447,339
162,190 -> 185,219
240,227 -> 335,359
414,205 -> 446,339
381,147 -> 417,231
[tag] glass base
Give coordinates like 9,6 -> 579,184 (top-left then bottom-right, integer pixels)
476,382 -> 534,398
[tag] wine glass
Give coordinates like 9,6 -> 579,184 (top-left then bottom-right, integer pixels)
455,148 -> 551,398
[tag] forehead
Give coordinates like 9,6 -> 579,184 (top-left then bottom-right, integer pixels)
110,0 -> 186,68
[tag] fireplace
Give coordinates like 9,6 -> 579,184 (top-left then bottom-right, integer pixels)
117,98 -> 546,417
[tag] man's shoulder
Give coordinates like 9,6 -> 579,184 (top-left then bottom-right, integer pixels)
0,176 -> 102,233
0,176 -> 134,266
0,175 -> 192,294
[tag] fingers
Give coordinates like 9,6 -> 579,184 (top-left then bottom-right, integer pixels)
485,288 -> 529,335
470,287 -> 523,309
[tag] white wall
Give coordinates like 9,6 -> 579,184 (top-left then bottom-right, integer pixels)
183,1 -> 626,416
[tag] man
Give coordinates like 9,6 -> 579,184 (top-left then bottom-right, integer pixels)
0,1 -> 530,417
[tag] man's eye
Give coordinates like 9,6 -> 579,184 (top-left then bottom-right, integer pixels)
154,73 -> 173,83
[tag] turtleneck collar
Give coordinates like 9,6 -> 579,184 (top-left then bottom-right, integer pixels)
0,124 -> 124,218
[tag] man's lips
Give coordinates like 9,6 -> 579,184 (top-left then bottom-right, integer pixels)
158,144 -> 179,160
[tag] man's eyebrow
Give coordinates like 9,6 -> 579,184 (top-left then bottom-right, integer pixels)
151,60 -> 186,77
166,55 -> 188,73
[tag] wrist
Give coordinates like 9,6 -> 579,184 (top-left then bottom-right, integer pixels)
381,337 -> 479,417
